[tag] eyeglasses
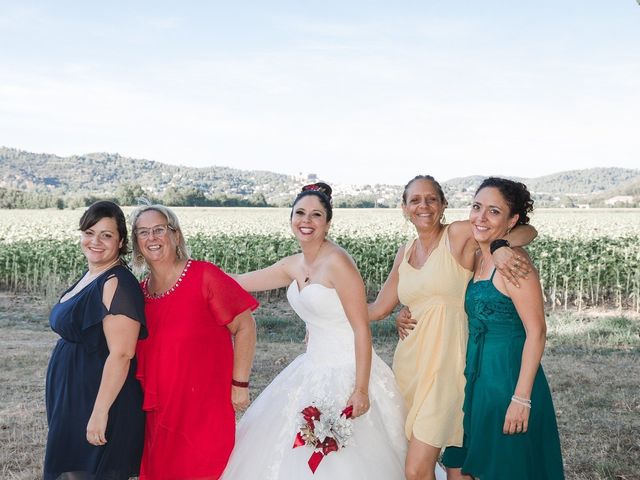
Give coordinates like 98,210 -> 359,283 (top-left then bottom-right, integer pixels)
135,224 -> 175,239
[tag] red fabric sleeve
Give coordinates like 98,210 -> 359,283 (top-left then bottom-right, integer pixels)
201,262 -> 259,326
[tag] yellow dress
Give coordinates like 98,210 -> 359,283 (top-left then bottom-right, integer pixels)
393,225 -> 473,448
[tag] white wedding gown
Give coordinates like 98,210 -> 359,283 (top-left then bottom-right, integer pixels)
223,281 -> 446,479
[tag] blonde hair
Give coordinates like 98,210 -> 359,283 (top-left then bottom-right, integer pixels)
129,202 -> 190,272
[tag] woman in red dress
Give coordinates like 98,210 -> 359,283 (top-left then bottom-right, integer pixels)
131,203 -> 258,480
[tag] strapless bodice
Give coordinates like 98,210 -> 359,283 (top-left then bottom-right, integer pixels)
286,281 -> 355,364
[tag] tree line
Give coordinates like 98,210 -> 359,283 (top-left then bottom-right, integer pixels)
0,185 -> 272,209
0,185 -> 394,209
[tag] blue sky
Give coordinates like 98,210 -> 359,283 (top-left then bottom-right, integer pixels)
1,1 -> 638,185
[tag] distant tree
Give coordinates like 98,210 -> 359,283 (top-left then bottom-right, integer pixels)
249,192 -> 268,207
162,186 -> 208,206
0,187 -> 66,208
116,183 -> 147,206
182,187 -> 207,206
162,187 -> 185,206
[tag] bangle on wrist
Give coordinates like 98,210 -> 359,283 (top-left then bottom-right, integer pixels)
232,379 -> 249,388
490,239 -> 510,255
511,395 -> 531,408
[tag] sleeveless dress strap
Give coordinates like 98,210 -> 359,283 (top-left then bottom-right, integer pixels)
489,267 -> 498,281
403,238 -> 417,263
441,225 -> 451,250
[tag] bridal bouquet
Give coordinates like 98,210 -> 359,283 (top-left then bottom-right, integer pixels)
292,398 -> 354,473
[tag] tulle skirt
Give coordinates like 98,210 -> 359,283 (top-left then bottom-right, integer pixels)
223,351 -> 428,479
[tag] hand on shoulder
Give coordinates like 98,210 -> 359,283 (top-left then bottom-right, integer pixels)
498,248 -> 539,296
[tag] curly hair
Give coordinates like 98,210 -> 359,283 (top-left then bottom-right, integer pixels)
475,177 -> 534,225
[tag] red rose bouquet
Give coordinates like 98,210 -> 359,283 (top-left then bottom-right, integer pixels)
292,399 -> 354,473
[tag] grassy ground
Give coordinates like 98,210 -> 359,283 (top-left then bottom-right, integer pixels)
1,291 -> 638,480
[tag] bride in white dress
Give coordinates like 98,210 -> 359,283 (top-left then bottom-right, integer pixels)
222,183 -> 445,480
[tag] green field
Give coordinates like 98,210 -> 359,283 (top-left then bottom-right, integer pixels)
1,207 -> 639,310
1,208 -> 639,479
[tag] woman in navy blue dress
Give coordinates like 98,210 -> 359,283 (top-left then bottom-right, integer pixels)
44,201 -> 147,480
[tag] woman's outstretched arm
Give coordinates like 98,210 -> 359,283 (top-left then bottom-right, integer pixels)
232,257 -> 293,292
368,246 -> 404,322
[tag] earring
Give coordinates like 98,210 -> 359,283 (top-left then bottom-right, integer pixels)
440,213 -> 446,224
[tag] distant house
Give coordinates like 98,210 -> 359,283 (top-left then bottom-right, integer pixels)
295,172 -> 318,182
604,195 -> 634,205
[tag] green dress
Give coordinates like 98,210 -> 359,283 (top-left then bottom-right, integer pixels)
442,270 -> 564,479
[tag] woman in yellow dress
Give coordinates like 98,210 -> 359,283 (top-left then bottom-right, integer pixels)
368,175 -> 536,480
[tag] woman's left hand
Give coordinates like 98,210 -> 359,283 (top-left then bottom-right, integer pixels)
232,385 -> 250,411
493,247 -> 532,287
346,389 -> 370,418
503,399 -> 530,435
86,411 -> 108,446
395,306 -> 416,340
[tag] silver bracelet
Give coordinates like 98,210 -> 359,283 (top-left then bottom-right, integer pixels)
511,395 -> 532,408
512,394 -> 531,403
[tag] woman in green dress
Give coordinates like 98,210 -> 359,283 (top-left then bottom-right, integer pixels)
442,177 -> 564,480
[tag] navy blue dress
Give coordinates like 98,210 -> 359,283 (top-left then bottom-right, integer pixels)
44,265 -> 147,480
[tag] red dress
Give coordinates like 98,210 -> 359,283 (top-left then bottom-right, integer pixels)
136,260 -> 258,480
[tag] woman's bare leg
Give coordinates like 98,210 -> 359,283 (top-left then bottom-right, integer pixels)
405,434 -> 441,480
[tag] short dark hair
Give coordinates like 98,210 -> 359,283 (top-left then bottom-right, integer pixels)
402,175 -> 447,206
79,200 -> 129,256
291,182 -> 333,222
475,177 -> 534,225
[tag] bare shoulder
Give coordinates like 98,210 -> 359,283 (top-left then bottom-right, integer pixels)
327,242 -> 358,270
499,247 -> 539,294
276,251 -> 302,268
447,219 -> 472,241
102,275 -> 119,309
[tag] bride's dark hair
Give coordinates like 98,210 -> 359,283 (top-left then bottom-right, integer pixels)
291,182 -> 333,221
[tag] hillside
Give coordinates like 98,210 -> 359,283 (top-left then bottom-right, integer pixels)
0,147 -> 297,204
444,168 -> 640,207
1,147 -> 638,208
0,147 -> 400,208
